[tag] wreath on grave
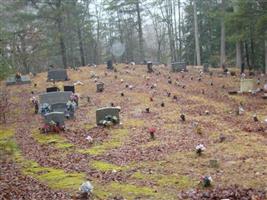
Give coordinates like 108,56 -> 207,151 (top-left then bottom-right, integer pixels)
99,115 -> 119,127
41,103 -> 51,115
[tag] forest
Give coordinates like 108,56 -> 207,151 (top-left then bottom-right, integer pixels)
0,0 -> 267,78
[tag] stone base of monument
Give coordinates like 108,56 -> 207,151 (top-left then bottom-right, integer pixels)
228,90 -> 238,95
6,76 -> 31,86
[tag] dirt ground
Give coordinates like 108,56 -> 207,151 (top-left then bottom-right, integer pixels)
0,64 -> 266,200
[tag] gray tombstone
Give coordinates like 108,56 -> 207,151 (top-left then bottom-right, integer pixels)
47,69 -> 68,81
96,82 -> 104,92
171,62 -> 187,72
203,63 -> 209,72
39,91 -> 72,106
44,112 -> 65,126
96,107 -> 121,125
147,61 -> 153,73
6,75 -> 31,86
51,103 -> 66,113
107,60 -> 113,70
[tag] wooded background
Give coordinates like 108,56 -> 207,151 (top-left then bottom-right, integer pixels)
0,0 -> 267,79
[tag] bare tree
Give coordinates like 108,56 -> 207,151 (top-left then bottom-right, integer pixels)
193,0 -> 201,65
220,0 -> 226,68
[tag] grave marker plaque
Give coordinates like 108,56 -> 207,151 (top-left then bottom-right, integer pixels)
51,103 -> 66,113
47,69 -> 68,81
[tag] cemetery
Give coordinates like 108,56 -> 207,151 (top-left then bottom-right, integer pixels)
1,0 -> 267,199
0,64 -> 266,199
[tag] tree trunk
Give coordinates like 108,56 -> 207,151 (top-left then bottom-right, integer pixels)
56,0 -> 67,69
178,0 -> 182,61
265,40 -> 267,74
220,0 -> 226,68
236,42 -> 242,67
136,0 -> 144,63
77,24 -> 85,66
193,0 -> 201,66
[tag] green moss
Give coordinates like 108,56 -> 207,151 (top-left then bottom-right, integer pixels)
31,130 -> 73,149
90,160 -> 126,172
0,129 -> 85,191
79,128 -> 128,156
98,182 -> 155,199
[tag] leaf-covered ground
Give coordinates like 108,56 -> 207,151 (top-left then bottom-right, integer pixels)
0,64 -> 266,199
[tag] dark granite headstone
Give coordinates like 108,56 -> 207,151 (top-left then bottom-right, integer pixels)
47,69 -> 68,81
96,82 -> 104,92
171,62 -> 187,72
39,91 -> 72,106
64,85 -> 75,93
47,87 -> 59,93
44,112 -> 65,126
107,60 -> 113,70
6,75 -> 31,86
96,107 -> 120,125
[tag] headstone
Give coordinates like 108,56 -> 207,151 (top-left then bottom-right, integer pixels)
47,69 -> 68,81
64,85 -> 75,93
44,112 -> 65,126
39,91 -> 72,105
203,63 -> 209,72
51,103 -> 66,113
107,60 -> 113,70
96,82 -> 104,92
96,107 -> 120,125
171,62 -> 187,72
6,75 -> 31,86
240,79 -> 255,93
47,87 -> 59,93
147,61 -> 153,73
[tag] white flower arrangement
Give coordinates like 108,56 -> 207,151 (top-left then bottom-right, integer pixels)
86,135 -> 93,143
196,144 -> 206,155
79,181 -> 93,194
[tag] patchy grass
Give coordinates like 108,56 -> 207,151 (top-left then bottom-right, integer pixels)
31,129 -> 74,149
90,160 -> 127,172
94,182 -> 156,200
0,128 -> 85,191
78,128 -> 129,155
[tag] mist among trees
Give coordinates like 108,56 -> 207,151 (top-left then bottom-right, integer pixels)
0,0 -> 267,77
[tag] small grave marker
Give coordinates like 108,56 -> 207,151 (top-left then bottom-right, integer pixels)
44,112 -> 65,126
96,107 -> 120,125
